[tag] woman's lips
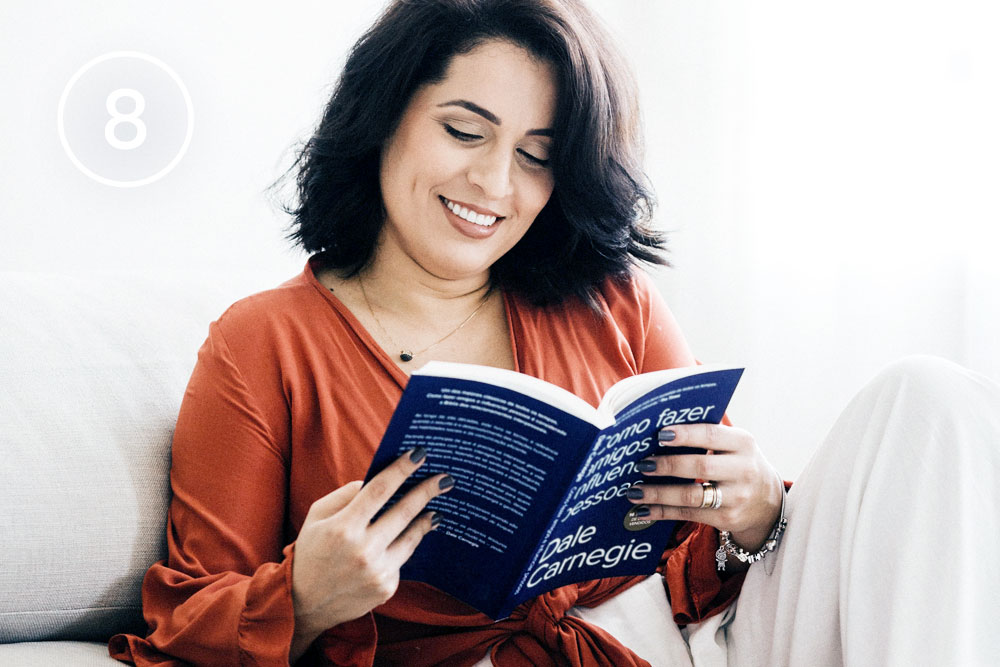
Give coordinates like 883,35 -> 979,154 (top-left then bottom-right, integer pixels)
439,196 -> 505,239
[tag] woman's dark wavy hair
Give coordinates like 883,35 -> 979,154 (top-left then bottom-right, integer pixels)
283,0 -> 666,307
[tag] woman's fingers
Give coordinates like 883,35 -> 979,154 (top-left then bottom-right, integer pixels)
327,446 -> 453,550
629,498 -> 719,525
627,480 -> 726,511
385,510 -> 441,569
628,469 -> 783,534
290,450 -> 453,631
302,480 -> 364,524
304,449 -> 425,526
638,424 -> 762,483
659,424 -> 755,454
631,424 -> 783,537
371,472 -> 454,548
345,447 -> 432,524
638,451 -> 748,482
626,480 -> 751,530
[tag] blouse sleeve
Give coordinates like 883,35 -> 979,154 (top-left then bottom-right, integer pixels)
108,317 -> 376,666
619,272 -> 748,624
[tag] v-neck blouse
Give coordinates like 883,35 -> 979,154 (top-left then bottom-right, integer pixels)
109,256 -> 743,667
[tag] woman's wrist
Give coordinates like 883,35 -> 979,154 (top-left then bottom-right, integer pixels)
716,471 -> 788,573
728,523 -> 773,555
731,470 -> 784,550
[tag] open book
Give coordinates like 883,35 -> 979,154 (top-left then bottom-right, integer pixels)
365,361 -> 743,620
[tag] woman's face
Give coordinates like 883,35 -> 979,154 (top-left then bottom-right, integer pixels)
378,40 -> 557,283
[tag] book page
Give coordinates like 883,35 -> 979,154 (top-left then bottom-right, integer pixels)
415,360 -> 610,427
599,363 -> 741,416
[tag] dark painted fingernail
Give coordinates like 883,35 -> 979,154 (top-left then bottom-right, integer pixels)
438,475 -> 455,491
626,486 -> 645,500
409,446 -> 427,463
637,459 -> 657,472
658,429 -> 676,442
634,505 -> 651,517
430,512 -> 442,528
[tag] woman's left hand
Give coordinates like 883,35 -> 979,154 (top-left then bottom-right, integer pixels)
626,424 -> 783,553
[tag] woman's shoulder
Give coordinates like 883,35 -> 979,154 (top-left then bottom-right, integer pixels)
594,269 -> 663,314
586,269 -> 693,370
512,269 -> 668,334
555,269 -> 668,326
213,272 -> 304,325
219,270 -> 312,316
209,262 -> 341,352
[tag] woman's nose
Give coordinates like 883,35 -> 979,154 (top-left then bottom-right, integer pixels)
467,147 -> 514,200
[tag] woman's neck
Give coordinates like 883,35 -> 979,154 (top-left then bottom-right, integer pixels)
358,243 -> 493,320
316,241 -> 513,372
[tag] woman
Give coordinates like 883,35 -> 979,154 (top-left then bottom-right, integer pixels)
110,1 -> 1000,665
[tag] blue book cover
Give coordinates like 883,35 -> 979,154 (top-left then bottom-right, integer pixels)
365,362 -> 743,620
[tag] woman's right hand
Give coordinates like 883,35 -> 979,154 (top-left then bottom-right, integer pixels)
289,447 -> 452,658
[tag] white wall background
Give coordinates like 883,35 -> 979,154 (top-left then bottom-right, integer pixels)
2,1 -> 997,478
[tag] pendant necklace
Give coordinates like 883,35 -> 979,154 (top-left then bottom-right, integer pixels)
358,277 -> 493,362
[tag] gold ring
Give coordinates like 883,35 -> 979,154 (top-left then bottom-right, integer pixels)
700,481 -> 718,509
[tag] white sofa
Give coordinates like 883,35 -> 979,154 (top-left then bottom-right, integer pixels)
0,271 -> 271,665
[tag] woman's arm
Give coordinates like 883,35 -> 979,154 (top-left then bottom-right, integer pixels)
111,320 -> 300,665
111,317 -> 451,666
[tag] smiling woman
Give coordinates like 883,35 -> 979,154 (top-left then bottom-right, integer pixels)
104,1 -> 1000,666
376,40 -> 557,284
110,2 -> 739,664
285,0 -> 662,308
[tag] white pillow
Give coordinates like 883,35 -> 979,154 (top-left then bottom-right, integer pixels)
0,271 -> 268,642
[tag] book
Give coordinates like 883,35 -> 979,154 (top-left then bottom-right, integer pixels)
364,361 -> 744,620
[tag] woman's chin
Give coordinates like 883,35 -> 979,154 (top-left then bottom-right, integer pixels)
414,251 -> 500,284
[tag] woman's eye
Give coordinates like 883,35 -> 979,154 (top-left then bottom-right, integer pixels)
444,124 -> 481,142
518,148 -> 550,168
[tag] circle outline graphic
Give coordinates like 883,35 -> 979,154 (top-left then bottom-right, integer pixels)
57,51 -> 194,188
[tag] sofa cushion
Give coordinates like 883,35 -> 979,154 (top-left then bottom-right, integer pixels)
0,271 -> 276,643
0,640 -> 122,665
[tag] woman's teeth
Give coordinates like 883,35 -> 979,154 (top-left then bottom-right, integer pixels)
443,197 -> 498,227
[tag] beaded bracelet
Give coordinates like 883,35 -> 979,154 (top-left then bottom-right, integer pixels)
715,472 -> 788,572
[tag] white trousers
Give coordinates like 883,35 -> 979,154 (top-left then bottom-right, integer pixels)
477,356 -> 1000,666
725,355 -> 1000,667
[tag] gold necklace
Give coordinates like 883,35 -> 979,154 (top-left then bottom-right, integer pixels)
358,277 -> 493,362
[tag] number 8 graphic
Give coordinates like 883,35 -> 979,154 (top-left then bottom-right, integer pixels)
105,88 -> 147,150
59,51 -> 193,187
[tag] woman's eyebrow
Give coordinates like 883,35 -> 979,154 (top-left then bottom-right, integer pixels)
437,99 -> 553,137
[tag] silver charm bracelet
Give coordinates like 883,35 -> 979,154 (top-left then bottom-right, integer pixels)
715,472 -> 788,572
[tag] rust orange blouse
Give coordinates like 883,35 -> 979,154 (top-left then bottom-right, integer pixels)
109,257 -> 744,666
